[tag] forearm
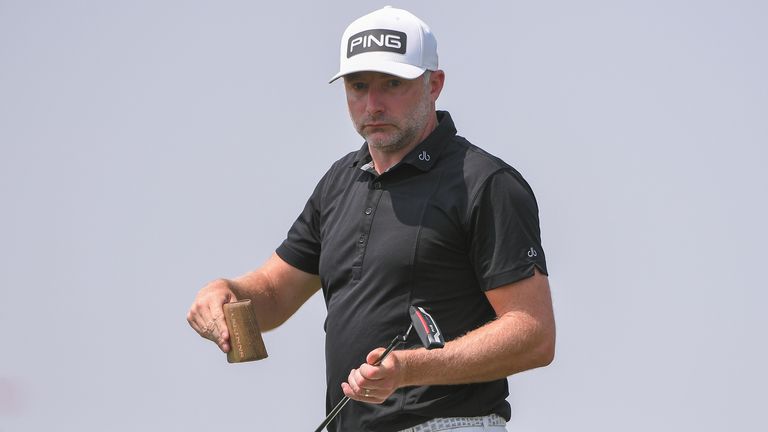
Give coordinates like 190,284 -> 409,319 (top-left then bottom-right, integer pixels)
225,253 -> 320,331
227,271 -> 284,331
397,311 -> 555,386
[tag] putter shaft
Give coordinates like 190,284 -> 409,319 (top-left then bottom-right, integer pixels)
313,327 -> 411,432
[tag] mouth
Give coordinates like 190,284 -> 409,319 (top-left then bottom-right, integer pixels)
364,123 -> 391,129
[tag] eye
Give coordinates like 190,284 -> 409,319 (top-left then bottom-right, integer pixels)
350,82 -> 367,91
386,79 -> 402,88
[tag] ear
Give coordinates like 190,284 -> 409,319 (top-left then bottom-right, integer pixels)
429,70 -> 446,102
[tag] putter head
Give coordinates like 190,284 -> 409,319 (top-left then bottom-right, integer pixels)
409,306 -> 445,349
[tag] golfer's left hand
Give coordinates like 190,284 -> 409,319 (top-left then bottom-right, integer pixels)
341,347 -> 404,404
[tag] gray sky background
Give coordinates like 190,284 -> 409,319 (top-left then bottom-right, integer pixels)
1,1 -> 766,431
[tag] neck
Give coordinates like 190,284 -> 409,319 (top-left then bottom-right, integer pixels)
369,113 -> 438,174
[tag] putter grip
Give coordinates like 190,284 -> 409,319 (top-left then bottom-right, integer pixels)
223,299 -> 268,363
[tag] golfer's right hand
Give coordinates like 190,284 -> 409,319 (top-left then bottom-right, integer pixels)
187,279 -> 238,353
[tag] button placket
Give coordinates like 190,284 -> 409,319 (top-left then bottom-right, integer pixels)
350,173 -> 384,283
355,183 -> 383,275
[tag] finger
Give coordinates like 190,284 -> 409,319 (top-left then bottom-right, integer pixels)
201,311 -> 220,339
186,309 -> 202,333
190,308 -> 222,348
187,302 -> 214,338
205,305 -> 230,348
359,362 -> 386,381
212,311 -> 231,352
209,292 -> 238,340
356,369 -> 391,397
361,388 -> 378,401
341,382 -> 358,400
342,379 -> 379,403
347,368 -> 363,393
187,280 -> 238,352
352,367 -> 381,395
366,347 -> 388,365
343,372 -> 367,402
186,301 -> 205,332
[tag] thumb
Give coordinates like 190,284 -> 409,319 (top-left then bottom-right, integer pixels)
367,347 -> 388,366
225,290 -> 238,303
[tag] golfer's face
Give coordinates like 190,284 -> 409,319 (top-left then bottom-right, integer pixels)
343,71 -> 429,151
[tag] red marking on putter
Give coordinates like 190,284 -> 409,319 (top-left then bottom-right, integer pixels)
416,310 -> 430,333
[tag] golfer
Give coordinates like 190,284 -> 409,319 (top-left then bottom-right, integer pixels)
188,6 -> 555,431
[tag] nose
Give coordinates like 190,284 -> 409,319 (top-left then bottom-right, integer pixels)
365,87 -> 385,116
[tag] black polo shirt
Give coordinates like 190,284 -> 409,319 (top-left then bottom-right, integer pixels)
276,111 -> 547,432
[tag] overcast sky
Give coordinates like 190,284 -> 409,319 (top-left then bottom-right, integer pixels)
1,1 -> 766,431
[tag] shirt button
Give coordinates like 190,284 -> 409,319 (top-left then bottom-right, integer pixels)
373,182 -> 382,189
358,235 -> 365,244
364,208 -> 373,215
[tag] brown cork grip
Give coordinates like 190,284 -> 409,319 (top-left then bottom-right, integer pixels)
223,299 -> 268,363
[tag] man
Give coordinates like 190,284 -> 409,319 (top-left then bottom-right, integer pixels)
187,6 -> 555,432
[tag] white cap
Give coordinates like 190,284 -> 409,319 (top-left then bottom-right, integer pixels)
329,6 -> 438,83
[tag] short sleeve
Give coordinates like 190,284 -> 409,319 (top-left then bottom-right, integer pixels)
275,178 -> 325,275
468,169 -> 548,291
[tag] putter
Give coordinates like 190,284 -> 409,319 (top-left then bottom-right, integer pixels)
313,306 -> 445,432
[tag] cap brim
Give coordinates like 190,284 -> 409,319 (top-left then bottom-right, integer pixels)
328,60 -> 426,83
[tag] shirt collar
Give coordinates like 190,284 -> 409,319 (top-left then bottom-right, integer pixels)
351,111 -> 457,172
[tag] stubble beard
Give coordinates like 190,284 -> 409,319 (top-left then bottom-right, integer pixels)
355,94 -> 434,154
